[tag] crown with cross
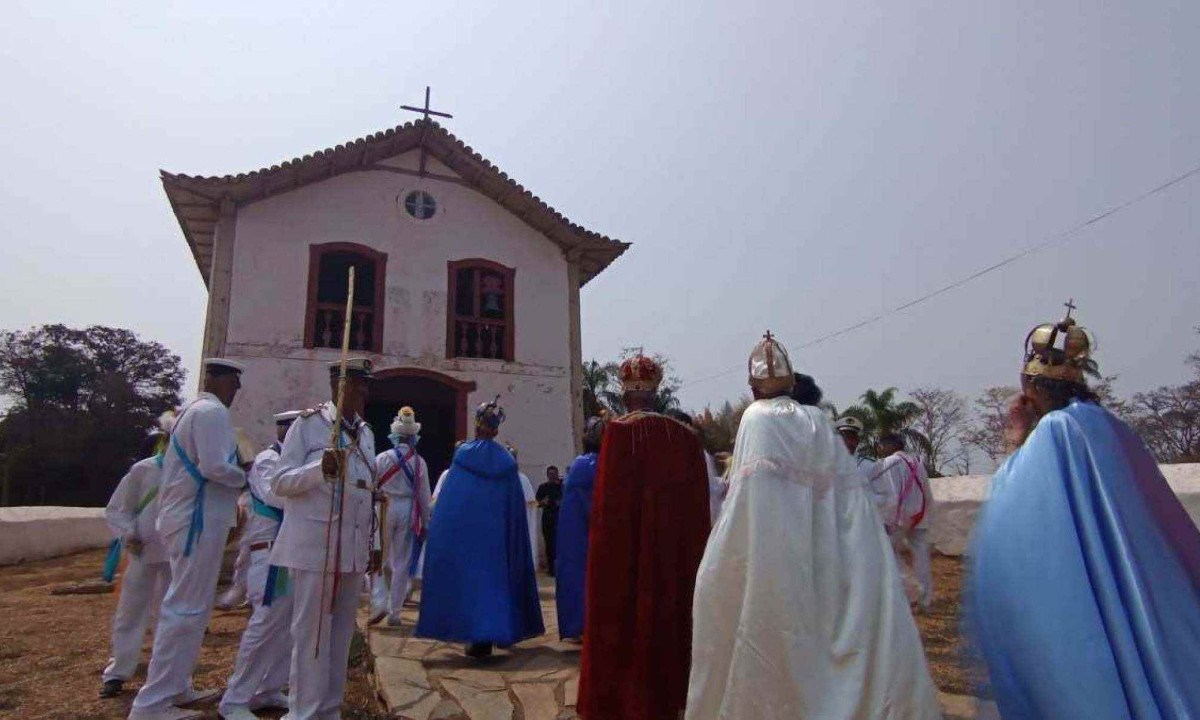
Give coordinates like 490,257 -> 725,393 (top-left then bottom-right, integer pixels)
1023,299 -> 1096,385
748,330 -> 795,396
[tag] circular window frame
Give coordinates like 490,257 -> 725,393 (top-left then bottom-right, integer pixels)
402,189 -> 438,221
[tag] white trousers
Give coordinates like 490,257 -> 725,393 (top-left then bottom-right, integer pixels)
103,557 -> 170,682
371,498 -> 414,617
284,569 -> 361,720
223,536 -> 251,603
219,547 -> 293,714
130,525 -> 229,713
893,527 -> 934,609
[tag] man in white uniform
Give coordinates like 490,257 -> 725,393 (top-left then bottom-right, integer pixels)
218,410 -> 300,720
129,358 -> 249,720
371,406 -> 432,626
99,417 -> 175,699
270,358 -> 378,720
871,433 -> 935,610
686,333 -> 940,719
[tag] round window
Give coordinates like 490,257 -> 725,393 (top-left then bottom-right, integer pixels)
404,190 -> 437,220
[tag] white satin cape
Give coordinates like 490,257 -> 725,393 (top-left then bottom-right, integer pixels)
686,398 -> 941,720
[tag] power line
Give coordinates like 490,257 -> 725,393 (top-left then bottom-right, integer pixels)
679,160 -> 1200,390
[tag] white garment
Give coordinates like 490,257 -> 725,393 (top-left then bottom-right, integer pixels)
871,451 -> 932,532
130,524 -> 230,714
269,403 -> 376,574
412,469 -> 451,582
269,402 -> 375,720
372,444 -> 432,617
686,398 -> 940,720
106,456 -> 168,565
220,446 -> 292,714
284,569 -> 360,720
871,451 -> 935,608
220,547 -> 293,715
103,555 -> 169,682
705,451 -> 727,525
519,472 -> 539,568
244,446 -> 286,544
155,392 -> 246,540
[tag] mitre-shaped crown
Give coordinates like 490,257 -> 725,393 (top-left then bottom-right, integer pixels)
1022,300 -> 1095,385
748,331 -> 795,396
620,351 -> 663,393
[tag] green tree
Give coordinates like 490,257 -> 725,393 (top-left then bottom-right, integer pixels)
845,387 -> 930,459
694,397 -> 752,454
0,324 -> 184,506
581,359 -> 619,418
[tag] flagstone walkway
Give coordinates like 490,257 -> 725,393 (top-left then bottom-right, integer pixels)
363,576 -> 991,720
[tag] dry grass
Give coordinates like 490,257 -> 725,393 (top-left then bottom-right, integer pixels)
0,547 -> 979,718
914,554 -> 987,697
0,547 -> 387,719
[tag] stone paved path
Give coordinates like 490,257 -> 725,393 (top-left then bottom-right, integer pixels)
364,575 -> 992,719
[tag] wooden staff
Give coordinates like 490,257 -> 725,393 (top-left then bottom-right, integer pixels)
317,266 -> 356,657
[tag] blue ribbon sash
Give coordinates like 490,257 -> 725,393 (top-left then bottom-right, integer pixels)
172,435 -> 237,557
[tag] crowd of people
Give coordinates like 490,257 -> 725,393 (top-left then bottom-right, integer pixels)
96,303 -> 1200,719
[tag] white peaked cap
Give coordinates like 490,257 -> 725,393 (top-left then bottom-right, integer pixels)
203,357 -> 247,374
274,410 -> 301,424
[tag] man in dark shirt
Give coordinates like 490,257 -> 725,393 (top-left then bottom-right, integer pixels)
536,466 -> 563,576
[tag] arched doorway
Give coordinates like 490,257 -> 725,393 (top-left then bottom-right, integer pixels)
365,368 -> 476,491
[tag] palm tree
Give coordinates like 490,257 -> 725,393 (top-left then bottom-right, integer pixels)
845,387 -> 930,458
582,359 -> 619,418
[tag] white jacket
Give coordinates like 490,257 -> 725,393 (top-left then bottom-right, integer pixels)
871,451 -> 933,532
156,392 -> 246,540
105,456 -> 168,565
376,444 -> 432,527
244,445 -> 287,545
269,403 -> 377,573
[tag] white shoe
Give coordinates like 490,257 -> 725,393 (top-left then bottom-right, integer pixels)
173,688 -> 220,706
128,706 -> 204,720
218,706 -> 259,720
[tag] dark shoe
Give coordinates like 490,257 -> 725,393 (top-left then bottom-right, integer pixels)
99,679 -> 123,698
465,642 -> 494,659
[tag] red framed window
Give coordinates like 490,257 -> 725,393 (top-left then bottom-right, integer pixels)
447,259 -> 515,361
304,243 -> 387,353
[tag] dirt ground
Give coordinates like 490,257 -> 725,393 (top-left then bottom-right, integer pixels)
0,547 -> 387,720
0,548 -> 979,719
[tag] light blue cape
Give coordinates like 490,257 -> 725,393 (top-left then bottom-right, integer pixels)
969,400 -> 1200,720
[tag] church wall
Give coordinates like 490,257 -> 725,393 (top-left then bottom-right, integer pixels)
216,153 -> 579,483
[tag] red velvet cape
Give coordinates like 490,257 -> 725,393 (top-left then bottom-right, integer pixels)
578,412 -> 712,720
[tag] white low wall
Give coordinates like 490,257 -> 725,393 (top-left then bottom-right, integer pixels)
0,506 -> 110,566
931,464 -> 1200,556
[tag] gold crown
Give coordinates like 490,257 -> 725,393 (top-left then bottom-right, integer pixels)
1022,300 -> 1095,385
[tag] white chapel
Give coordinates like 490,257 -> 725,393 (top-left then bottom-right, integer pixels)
160,113 -> 628,483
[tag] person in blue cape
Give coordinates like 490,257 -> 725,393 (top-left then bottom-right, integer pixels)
968,303 -> 1200,720
415,397 -> 544,658
555,416 -> 605,642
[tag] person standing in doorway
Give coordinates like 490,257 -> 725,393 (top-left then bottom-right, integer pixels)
535,466 -> 563,576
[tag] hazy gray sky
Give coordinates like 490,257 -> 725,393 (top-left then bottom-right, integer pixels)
2,1 -> 1197,421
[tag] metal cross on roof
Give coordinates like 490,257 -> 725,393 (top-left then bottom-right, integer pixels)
401,86 -> 454,122
1064,298 -> 1077,319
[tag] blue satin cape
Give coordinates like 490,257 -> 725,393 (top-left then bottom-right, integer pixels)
968,400 -> 1200,720
555,452 -> 598,639
415,439 -> 544,645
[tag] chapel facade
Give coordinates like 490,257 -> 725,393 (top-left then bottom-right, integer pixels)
161,119 -> 628,483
